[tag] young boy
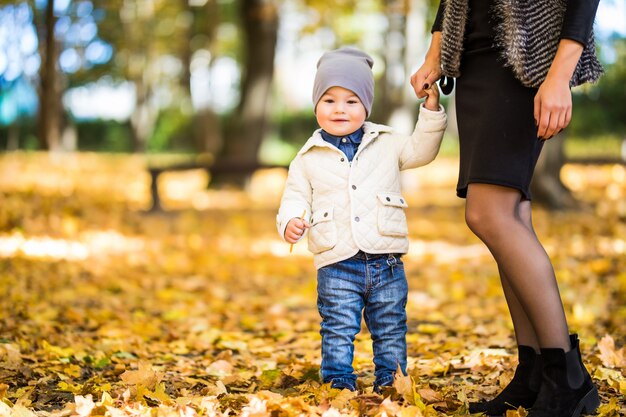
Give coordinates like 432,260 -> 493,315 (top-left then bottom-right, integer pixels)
276,47 -> 447,392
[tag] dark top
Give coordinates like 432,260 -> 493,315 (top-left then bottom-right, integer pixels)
464,0 -> 496,51
321,127 -> 364,162
431,0 -> 600,46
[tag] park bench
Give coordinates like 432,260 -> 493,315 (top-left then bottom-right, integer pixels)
146,156 -> 285,211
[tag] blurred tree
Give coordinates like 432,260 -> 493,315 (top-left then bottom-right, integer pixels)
214,0 -> 279,185
187,0 -> 222,154
0,0 -> 115,150
375,0 -> 440,133
570,37 -> 626,138
376,0 -> 409,125
0,2 -> 40,149
94,0 -> 226,153
35,0 -> 62,150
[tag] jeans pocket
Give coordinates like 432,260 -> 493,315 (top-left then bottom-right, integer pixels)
376,192 -> 409,237
308,206 -> 337,254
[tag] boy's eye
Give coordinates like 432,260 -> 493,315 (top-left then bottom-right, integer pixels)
323,99 -> 334,103
347,100 -> 358,104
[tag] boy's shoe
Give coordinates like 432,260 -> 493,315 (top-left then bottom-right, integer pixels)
374,384 -> 394,395
373,374 -> 395,395
330,380 -> 357,391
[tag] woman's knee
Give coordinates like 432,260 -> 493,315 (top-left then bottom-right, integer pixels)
465,184 -> 522,239
465,203 -> 516,243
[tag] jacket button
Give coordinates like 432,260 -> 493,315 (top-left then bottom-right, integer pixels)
352,185 -> 356,190
400,199 -> 405,204
340,157 -> 345,162
341,138 -> 347,143
386,197 -> 390,201
324,212 -> 328,217
354,216 -> 360,222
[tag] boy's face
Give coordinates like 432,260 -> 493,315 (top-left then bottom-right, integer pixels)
315,86 -> 366,137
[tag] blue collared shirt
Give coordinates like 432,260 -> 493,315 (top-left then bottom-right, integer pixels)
320,127 -> 364,162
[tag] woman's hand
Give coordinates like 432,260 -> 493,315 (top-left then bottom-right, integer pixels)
411,59 -> 442,100
534,39 -> 585,140
534,74 -> 572,140
411,32 -> 442,99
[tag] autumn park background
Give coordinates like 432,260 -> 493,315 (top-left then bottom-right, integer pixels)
0,1 -> 625,416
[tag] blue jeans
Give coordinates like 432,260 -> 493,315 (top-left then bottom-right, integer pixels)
317,251 -> 408,391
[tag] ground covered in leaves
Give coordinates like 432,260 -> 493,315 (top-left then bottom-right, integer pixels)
0,153 -> 625,417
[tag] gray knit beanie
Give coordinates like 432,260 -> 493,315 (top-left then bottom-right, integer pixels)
312,47 -> 375,116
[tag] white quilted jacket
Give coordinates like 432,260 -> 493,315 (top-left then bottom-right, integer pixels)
277,104 -> 447,269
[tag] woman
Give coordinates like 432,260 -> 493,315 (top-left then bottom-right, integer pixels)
410,1 -> 603,416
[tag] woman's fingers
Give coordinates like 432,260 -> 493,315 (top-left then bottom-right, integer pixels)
537,104 -> 570,140
534,75 -> 572,140
410,71 -> 428,98
410,66 -> 440,99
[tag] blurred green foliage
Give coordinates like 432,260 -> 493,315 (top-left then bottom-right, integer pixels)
0,0 -> 624,159
570,38 -> 626,139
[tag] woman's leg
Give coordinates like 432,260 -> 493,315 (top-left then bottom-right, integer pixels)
498,200 -> 539,351
468,186 -> 549,413
466,184 -> 599,417
464,183 -> 570,350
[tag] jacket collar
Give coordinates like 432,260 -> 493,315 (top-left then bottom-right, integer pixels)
320,128 -> 364,148
298,121 -> 393,156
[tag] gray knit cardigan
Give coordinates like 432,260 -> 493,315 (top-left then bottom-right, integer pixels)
440,0 -> 604,87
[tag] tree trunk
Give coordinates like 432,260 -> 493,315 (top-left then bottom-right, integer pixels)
377,0 -> 409,126
7,123 -> 19,151
184,0 -> 222,154
214,0 -> 278,187
37,0 -> 62,151
180,0 -> 193,98
530,134 -> 580,210
129,78 -> 155,152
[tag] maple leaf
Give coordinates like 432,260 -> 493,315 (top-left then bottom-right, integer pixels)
0,402 -> 12,417
206,360 -> 234,377
330,389 -> 357,410
397,406 -> 424,417
120,361 -> 162,390
321,407 -> 343,417
74,394 -> 95,417
240,397 -> 269,417
393,371 -> 424,408
416,388 -> 441,404
595,397 -> 621,417
6,405 -> 36,417
596,335 -> 626,368
0,344 -> 21,369
505,407 -> 528,417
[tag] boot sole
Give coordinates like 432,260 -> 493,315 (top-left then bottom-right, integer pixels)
573,386 -> 600,417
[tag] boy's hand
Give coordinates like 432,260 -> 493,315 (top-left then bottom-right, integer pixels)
284,217 -> 310,244
423,82 -> 440,111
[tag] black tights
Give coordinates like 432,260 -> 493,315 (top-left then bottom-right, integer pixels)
465,183 -> 570,351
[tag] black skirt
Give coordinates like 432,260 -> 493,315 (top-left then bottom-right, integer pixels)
455,1 -> 544,200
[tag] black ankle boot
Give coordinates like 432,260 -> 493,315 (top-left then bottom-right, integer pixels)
528,334 -> 600,417
469,345 -> 542,416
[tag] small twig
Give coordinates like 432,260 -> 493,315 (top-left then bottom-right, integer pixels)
289,209 -> 307,253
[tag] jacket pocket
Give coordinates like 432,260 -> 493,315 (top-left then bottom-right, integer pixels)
377,192 -> 409,237
307,207 -> 337,254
